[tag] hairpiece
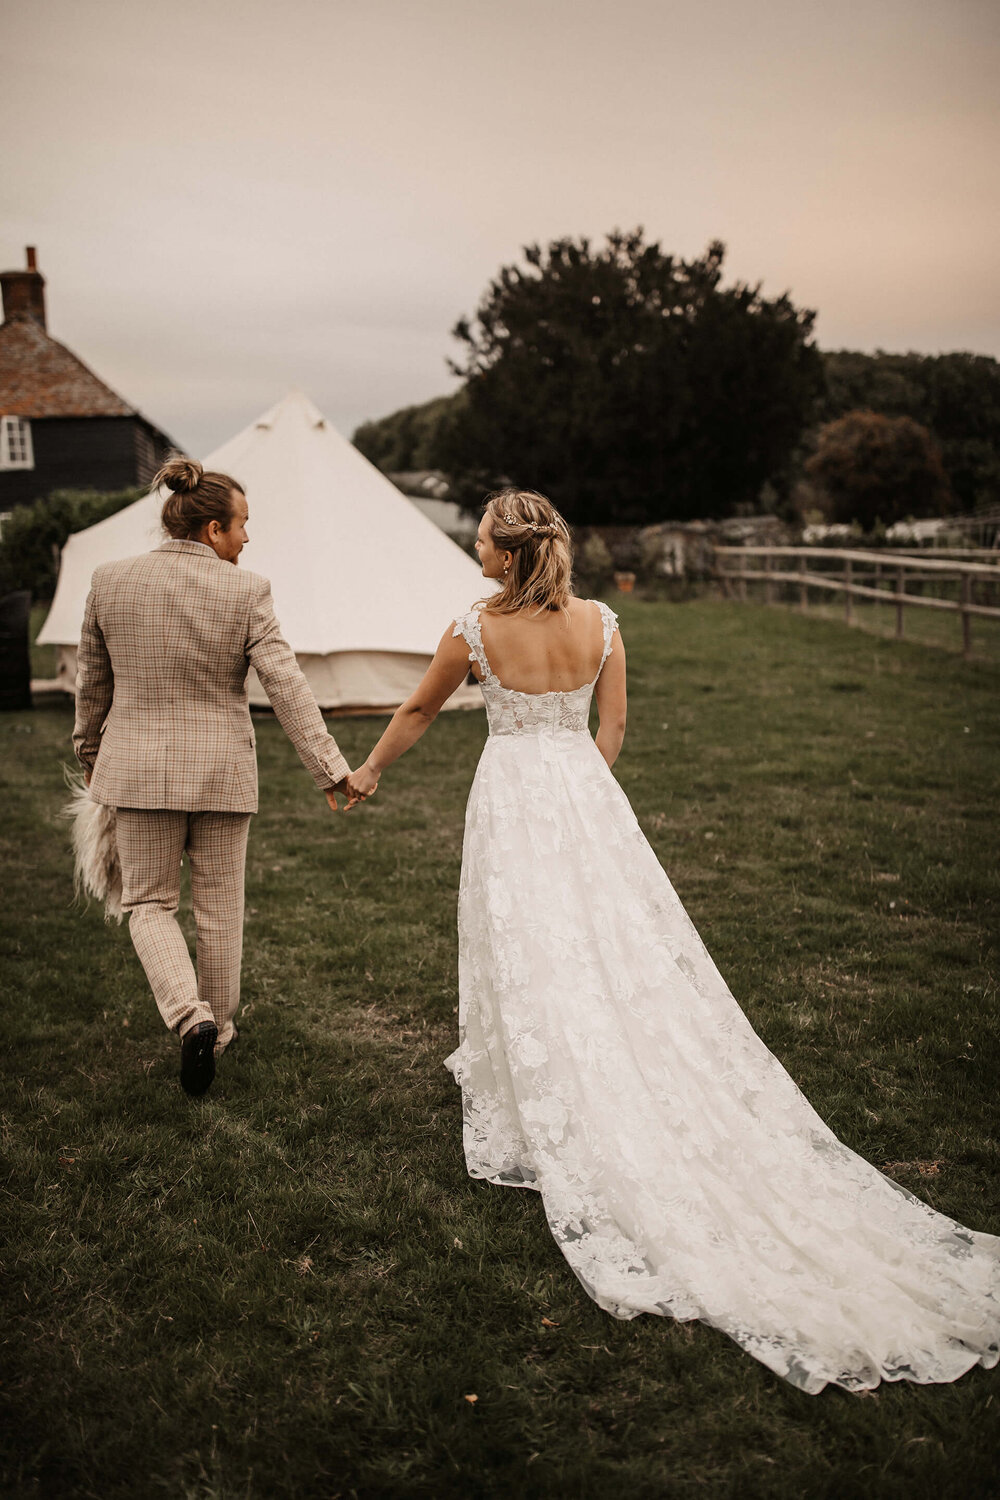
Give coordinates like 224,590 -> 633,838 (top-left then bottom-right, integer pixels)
499,508 -> 555,537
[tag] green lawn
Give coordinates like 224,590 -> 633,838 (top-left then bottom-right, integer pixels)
717,581 -> 1000,665
2,598 -> 998,1500
805,594 -> 1000,664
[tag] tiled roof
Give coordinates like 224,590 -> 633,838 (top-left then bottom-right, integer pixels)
0,316 -> 139,419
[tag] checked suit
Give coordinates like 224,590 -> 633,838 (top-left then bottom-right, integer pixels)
73,539 -> 349,1046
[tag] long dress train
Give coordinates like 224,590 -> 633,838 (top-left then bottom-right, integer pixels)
443,601 -> 999,1394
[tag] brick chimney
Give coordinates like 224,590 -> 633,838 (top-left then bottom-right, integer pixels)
1,247 -> 47,328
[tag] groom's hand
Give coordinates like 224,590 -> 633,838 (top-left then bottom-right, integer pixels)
324,776 -> 361,812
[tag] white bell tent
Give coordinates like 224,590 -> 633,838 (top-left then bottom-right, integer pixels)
38,390 -> 489,710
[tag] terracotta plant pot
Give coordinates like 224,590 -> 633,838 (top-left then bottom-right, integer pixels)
613,571 -> 636,593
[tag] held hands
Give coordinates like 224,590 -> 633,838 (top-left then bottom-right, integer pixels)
324,763 -> 380,813
346,761 -> 380,803
324,776 -> 362,812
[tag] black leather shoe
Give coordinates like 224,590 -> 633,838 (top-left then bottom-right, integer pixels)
180,1021 -> 218,1097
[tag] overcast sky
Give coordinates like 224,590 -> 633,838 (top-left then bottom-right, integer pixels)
2,0 -> 997,456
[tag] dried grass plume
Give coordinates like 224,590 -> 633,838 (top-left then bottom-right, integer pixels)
61,767 -> 123,922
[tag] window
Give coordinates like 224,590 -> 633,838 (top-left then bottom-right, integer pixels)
0,416 -> 34,470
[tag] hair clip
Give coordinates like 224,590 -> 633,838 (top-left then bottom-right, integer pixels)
501,510 -> 553,536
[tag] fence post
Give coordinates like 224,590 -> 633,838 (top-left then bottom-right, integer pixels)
961,571 -> 972,659
895,565 -> 905,639
844,557 -> 853,624
765,553 -> 775,606
798,553 -> 807,612
739,552 -> 747,602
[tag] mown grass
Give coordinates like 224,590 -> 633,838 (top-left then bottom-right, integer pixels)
2,598 -> 998,1500
727,580 -> 1000,665
806,595 -> 1000,664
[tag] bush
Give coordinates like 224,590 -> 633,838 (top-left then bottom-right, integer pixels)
804,412 -> 952,532
820,350 -> 1000,512
0,487 -> 143,600
573,531 -> 614,595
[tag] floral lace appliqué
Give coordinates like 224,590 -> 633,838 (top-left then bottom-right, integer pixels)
443,599 -> 999,1395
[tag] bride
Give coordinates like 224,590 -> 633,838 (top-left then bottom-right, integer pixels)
347,488 -> 999,1394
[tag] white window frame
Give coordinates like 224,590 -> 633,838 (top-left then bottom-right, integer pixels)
0,416 -> 34,470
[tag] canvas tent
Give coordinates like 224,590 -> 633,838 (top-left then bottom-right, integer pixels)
38,390 -> 490,710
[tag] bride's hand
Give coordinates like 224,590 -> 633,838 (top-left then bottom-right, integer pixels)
346,761 -> 380,802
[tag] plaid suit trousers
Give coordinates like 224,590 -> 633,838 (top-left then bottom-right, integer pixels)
116,808 -> 251,1045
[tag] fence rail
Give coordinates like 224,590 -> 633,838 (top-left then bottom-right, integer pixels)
874,548 -> 1000,563
712,546 -> 1000,659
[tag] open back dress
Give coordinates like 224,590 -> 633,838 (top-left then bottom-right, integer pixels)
444,600 -> 998,1394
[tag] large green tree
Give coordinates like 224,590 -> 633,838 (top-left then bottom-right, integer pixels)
433,230 -> 823,524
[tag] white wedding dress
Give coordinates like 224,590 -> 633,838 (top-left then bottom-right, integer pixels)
443,600 -> 999,1394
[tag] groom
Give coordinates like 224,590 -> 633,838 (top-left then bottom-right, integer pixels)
73,458 -> 355,1098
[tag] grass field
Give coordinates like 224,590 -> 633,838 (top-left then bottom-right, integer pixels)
806,594 -> 1000,665
716,583 -> 1000,665
3,598 -> 999,1499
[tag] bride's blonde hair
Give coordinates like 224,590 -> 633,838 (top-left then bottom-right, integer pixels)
481,488 -> 573,615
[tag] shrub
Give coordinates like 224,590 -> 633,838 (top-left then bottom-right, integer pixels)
0,487 -> 142,600
804,412 -> 952,532
573,530 -> 614,594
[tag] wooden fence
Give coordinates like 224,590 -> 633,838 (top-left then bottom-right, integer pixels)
712,546 -> 1000,659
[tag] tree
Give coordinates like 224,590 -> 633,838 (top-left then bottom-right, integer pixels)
820,351 -> 1000,512
0,487 -> 143,599
433,230 -> 823,524
352,392 -> 462,473
803,412 -> 951,532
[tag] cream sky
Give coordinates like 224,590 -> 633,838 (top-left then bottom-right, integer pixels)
2,0 -> 998,455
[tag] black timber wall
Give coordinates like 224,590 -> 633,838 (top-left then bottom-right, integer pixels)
0,417 -> 172,507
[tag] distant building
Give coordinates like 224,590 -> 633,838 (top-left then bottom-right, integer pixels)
0,248 -> 176,507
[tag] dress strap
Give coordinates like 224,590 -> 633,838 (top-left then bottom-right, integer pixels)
453,608 -> 493,681
594,600 -> 619,675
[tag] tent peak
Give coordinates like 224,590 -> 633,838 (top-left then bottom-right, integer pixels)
251,388 -> 327,433
36,380 -> 490,718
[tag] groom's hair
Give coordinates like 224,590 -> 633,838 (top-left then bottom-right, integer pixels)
155,458 -> 245,540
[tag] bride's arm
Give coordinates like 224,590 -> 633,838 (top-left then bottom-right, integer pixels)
593,630 -> 627,768
348,625 -> 473,794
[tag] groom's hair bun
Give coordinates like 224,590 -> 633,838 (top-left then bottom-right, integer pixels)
154,457 -> 245,541
156,457 -> 204,494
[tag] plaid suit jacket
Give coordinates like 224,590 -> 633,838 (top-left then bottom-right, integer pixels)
73,540 -> 350,812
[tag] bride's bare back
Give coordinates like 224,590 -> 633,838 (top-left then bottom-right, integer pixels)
474,598 -> 608,694
355,482 -> 627,791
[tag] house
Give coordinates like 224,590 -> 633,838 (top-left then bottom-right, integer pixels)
0,248 -> 177,507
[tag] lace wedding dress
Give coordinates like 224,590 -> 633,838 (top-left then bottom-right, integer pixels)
444,600 -> 999,1394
